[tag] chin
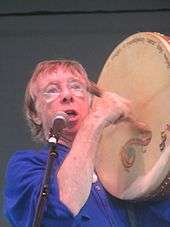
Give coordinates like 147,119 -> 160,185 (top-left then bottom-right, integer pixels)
63,125 -> 79,135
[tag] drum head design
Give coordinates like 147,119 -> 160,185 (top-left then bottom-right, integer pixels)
95,32 -> 170,200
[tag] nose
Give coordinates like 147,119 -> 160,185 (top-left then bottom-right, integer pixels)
60,88 -> 73,104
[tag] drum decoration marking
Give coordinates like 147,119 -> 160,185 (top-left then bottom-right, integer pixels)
159,124 -> 170,152
96,32 -> 170,200
112,35 -> 170,69
113,37 -> 145,58
144,38 -> 170,68
120,129 -> 152,171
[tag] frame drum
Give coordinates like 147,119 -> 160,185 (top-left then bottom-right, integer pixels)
95,32 -> 170,201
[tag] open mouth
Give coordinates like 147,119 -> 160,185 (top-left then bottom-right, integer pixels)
65,110 -> 78,117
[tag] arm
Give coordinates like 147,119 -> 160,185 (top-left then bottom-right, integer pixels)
4,150 -> 74,227
57,92 -> 131,215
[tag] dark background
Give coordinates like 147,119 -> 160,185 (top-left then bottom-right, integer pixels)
1,1 -> 170,226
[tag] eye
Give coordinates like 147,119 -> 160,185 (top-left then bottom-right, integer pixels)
70,82 -> 84,91
44,85 -> 60,94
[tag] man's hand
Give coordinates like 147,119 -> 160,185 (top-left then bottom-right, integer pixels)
90,91 -> 132,128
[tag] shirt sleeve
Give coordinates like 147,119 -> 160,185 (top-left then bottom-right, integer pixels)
4,150 -> 74,227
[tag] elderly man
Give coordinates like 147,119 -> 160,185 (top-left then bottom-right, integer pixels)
4,60 -> 170,227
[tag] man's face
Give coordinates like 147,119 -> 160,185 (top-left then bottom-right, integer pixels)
33,68 -> 91,139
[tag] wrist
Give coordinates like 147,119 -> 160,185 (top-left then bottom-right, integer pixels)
82,112 -> 106,132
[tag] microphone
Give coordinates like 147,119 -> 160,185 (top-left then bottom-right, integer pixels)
52,111 -> 68,135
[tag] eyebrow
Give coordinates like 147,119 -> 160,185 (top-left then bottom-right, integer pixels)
41,76 -> 86,90
68,77 -> 85,83
68,77 -> 88,87
40,82 -> 60,93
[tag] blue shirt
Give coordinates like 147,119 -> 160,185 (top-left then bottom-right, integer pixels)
4,144 -> 170,227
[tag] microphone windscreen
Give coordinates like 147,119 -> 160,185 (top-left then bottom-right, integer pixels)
52,112 -> 68,133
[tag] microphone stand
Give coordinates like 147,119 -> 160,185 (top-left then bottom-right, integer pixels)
32,129 -> 59,227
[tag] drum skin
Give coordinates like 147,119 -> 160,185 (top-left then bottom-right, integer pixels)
95,32 -> 170,201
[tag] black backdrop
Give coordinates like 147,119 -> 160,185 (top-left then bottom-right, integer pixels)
1,1 -> 170,226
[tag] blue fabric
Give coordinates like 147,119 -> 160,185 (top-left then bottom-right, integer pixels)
3,144 -> 170,227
